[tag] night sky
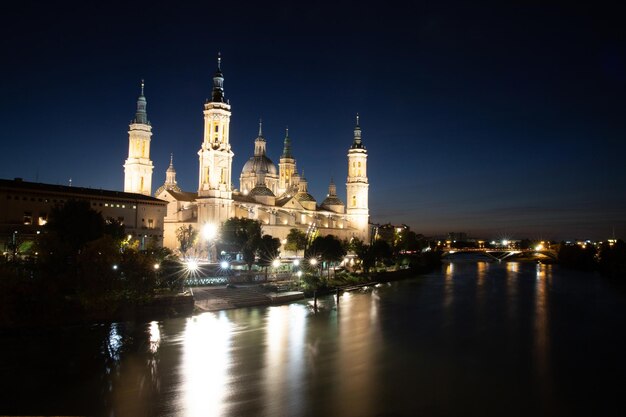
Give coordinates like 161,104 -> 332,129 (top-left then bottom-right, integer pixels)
1,1 -> 624,240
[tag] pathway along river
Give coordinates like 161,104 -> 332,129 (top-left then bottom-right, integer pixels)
1,261 -> 626,416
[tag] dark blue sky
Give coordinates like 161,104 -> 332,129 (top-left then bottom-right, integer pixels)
1,1 -> 624,240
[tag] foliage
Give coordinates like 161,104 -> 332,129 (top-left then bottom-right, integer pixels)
300,272 -> 324,291
305,235 -> 346,279
598,240 -> 626,279
306,235 -> 346,263
558,243 -> 596,271
285,228 -> 307,253
175,225 -> 197,258
258,235 -> 281,267
1,200 -> 179,326
46,200 -> 105,254
219,217 -> 262,269
370,239 -> 393,264
104,217 -> 126,243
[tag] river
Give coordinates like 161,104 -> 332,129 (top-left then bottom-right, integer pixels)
1,261 -> 625,416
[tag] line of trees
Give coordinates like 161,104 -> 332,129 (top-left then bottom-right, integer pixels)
558,240 -> 626,279
1,200 -> 176,325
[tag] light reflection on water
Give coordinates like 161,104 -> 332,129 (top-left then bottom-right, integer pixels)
1,262 -> 626,417
180,313 -> 232,417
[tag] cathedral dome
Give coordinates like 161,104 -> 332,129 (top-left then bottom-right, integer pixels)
242,155 -> 278,176
321,196 -> 344,206
296,192 -> 316,202
249,184 -> 275,197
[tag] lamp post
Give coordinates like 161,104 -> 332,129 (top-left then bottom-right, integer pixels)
202,223 -> 217,263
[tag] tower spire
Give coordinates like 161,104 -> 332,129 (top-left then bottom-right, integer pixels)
211,52 -> 225,103
133,79 -> 148,124
282,126 -> 292,158
258,118 -> 263,137
351,113 -> 364,149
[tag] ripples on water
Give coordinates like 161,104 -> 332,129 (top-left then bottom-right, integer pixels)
1,262 -> 625,417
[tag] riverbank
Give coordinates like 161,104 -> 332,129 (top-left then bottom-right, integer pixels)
0,258 -> 440,328
0,292 -> 194,329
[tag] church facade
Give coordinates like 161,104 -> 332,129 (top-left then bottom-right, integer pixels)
123,57 -> 370,255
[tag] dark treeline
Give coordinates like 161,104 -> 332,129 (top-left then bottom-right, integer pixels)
0,200 -> 180,327
558,240 -> 626,280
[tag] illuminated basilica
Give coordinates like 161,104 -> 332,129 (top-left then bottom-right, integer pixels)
123,56 -> 369,252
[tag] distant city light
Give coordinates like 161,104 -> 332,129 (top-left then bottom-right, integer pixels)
153,263 -> 160,270
297,271 -> 302,278
502,240 -> 509,246
112,264 -> 118,270
309,258 -> 318,266
220,260 -> 229,269
272,259 -> 281,268
293,259 -> 300,266
535,244 -> 544,251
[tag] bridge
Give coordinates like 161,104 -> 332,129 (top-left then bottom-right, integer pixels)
440,247 -> 558,261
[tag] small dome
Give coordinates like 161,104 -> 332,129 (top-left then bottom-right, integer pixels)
322,196 -> 344,207
242,155 -> 278,176
296,192 -> 316,202
249,184 -> 275,197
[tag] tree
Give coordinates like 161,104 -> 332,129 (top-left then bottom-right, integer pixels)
45,200 -> 105,254
306,235 -> 346,278
598,240 -> 626,279
371,239 -> 393,266
258,234 -> 281,279
350,238 -> 373,272
285,228 -> 307,254
219,218 -> 262,269
176,225 -> 197,258
104,217 -> 126,243
558,242 -> 596,271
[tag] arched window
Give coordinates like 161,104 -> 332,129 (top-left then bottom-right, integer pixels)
351,195 -> 356,207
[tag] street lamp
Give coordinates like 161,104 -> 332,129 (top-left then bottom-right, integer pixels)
186,259 -> 199,272
202,223 -> 217,263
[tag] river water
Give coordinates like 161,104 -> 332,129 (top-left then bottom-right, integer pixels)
1,261 -> 625,417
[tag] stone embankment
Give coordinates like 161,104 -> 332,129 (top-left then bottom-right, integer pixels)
192,285 -> 304,312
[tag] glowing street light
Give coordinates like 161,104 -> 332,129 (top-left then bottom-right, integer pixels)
293,259 -> 300,267
309,258 -> 318,266
186,260 -> 199,271
202,223 -> 217,241
220,260 -> 229,269
112,264 -> 118,270
153,263 -> 160,270
272,259 -> 281,268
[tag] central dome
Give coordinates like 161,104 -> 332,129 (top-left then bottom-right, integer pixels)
242,155 -> 278,176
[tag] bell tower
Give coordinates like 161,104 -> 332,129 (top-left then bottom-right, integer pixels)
346,114 -> 369,241
124,80 -> 154,196
278,127 -> 297,195
197,53 -> 234,226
